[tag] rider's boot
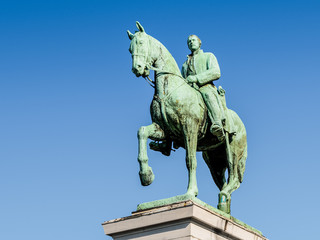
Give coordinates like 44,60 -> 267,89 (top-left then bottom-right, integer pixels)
200,85 -> 226,142
210,123 -> 225,142
207,103 -> 225,142
149,140 -> 171,156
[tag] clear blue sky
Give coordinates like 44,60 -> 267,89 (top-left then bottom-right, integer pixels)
0,1 -> 319,239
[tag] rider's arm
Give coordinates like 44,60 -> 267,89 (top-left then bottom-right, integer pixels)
196,53 -> 221,87
181,61 -> 187,79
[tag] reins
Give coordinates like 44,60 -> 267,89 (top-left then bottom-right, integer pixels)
140,35 -> 187,88
143,76 -> 155,88
143,64 -> 188,89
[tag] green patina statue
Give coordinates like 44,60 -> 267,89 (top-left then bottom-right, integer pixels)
127,22 -> 247,214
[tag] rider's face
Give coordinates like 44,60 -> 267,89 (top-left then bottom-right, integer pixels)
188,36 -> 200,52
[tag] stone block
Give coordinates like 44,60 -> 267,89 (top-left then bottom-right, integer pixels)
102,200 -> 268,240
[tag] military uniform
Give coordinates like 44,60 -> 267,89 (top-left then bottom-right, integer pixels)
182,49 -> 226,138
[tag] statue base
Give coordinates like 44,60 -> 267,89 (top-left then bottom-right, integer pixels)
102,197 -> 268,240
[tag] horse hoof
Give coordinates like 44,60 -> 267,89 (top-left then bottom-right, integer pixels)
186,187 -> 198,197
218,192 -> 231,214
139,167 -> 155,186
218,202 -> 230,214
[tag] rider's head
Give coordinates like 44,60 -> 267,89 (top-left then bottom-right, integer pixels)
187,35 -> 201,52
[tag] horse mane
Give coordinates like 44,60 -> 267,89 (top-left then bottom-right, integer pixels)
147,35 -> 182,77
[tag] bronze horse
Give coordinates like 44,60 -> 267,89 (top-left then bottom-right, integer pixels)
127,22 -> 247,213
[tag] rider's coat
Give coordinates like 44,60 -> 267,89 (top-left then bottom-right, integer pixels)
181,49 -> 221,87
181,49 -> 225,128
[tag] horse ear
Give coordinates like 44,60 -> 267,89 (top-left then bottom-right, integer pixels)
127,30 -> 134,40
136,21 -> 145,32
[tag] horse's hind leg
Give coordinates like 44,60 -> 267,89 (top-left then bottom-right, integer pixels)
138,122 -> 166,186
202,150 -> 227,191
218,132 -> 240,214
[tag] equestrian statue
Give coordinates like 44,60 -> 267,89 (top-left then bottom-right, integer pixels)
127,21 -> 247,214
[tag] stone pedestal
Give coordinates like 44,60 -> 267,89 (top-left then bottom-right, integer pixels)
102,199 -> 268,240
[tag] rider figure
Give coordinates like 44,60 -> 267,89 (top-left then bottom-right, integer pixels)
182,35 -> 225,141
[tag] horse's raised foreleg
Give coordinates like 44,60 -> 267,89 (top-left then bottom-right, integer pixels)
183,120 -> 199,197
137,122 -> 166,186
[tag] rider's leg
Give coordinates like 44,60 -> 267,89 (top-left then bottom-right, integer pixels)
199,85 -> 225,141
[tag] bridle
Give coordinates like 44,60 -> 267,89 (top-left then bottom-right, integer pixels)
132,35 -> 187,88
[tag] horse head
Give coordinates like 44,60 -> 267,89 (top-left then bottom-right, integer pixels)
127,21 -> 151,78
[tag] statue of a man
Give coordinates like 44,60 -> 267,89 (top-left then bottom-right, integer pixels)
182,35 -> 225,141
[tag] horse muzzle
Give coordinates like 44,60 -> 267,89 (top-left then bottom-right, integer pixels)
132,65 -> 149,77
142,69 -> 150,77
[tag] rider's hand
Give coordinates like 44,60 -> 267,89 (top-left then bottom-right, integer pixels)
186,75 -> 197,84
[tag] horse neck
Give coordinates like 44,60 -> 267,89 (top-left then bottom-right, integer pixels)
149,37 -> 180,75
149,36 -> 184,96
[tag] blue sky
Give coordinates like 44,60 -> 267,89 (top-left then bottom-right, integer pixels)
0,0 -> 319,239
